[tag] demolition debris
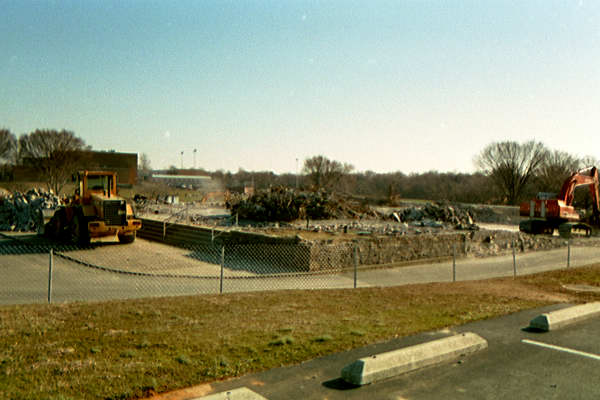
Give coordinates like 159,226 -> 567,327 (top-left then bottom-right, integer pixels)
226,187 -> 479,228
225,187 -> 347,222
0,188 -> 60,232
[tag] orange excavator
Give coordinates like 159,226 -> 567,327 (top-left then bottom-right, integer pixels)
519,166 -> 600,237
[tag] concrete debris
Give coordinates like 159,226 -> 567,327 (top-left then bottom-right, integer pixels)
395,202 -> 478,230
134,194 -> 182,207
133,194 -> 148,205
225,189 -> 483,229
226,187 -> 374,222
0,188 -> 61,232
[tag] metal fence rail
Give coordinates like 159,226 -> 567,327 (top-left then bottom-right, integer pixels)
0,234 -> 596,305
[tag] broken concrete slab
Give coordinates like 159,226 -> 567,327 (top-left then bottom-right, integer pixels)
0,188 -> 61,232
341,332 -> 487,386
528,302 -> 600,331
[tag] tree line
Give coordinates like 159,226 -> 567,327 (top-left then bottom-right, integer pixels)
0,128 -> 89,194
2,128 -> 597,207
196,141 -> 598,206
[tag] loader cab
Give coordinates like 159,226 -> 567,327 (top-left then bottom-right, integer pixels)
77,171 -> 118,200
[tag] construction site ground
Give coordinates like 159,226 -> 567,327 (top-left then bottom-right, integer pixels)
139,201 -> 518,235
137,201 -> 594,261
2,183 -> 598,263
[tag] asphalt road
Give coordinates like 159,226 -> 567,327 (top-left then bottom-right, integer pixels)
1,235 -> 600,304
198,304 -> 600,399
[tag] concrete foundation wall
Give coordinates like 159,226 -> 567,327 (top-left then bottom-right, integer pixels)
139,218 -> 573,273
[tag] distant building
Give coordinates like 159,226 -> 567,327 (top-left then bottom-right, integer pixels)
151,173 -> 221,191
87,151 -> 137,185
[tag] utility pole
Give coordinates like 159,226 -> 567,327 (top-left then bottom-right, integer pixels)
295,158 -> 299,189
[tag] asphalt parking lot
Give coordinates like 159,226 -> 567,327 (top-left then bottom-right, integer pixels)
197,304 -> 600,400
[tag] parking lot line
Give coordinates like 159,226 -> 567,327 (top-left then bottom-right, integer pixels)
522,339 -> 600,361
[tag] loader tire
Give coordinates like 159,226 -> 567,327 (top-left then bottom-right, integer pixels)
118,231 -> 136,244
70,213 -> 90,246
46,208 -> 67,241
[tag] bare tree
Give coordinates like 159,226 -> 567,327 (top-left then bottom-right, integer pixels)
0,128 -> 17,164
535,149 -> 581,193
580,155 -> 600,168
19,129 -> 90,194
475,140 -> 548,205
138,153 -> 151,171
303,155 -> 354,191
138,152 -> 152,180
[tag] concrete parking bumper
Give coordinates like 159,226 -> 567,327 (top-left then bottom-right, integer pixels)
340,332 -> 487,386
193,387 -> 268,400
528,302 -> 600,331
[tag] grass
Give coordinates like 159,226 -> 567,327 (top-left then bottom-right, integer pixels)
1,265 -> 600,399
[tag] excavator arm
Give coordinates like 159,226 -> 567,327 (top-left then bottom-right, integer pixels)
557,167 -> 600,212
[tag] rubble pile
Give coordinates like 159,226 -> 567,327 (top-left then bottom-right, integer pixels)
227,187 -> 348,222
0,188 -> 61,232
395,202 -> 478,230
224,190 -> 480,234
227,187 -> 300,222
466,204 -> 519,224
333,196 -> 377,219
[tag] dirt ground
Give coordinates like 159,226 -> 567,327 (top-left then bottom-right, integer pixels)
137,201 -> 599,262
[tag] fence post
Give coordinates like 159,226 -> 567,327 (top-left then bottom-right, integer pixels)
220,246 -> 225,294
353,244 -> 358,289
48,248 -> 53,304
452,244 -> 456,282
512,241 -> 517,279
567,240 -> 571,268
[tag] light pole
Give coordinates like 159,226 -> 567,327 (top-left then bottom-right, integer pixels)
180,151 -> 184,169
295,158 -> 299,189
193,148 -> 197,169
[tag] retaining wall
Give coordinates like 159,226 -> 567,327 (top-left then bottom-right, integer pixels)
138,219 -> 575,272
139,219 -> 312,271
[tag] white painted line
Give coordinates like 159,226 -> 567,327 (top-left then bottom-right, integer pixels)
522,339 -> 600,361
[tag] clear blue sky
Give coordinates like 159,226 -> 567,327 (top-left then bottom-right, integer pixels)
1,1 -> 599,174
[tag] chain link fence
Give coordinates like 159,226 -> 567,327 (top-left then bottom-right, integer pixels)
1,233 -> 598,305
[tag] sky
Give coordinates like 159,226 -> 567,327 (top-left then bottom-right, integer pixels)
1,0 -> 599,174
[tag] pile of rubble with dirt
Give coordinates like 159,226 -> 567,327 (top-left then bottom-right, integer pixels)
225,187 -> 374,222
226,188 -> 482,227
277,202 -> 479,236
139,183 -> 513,236
0,188 -> 60,232
151,191 -> 498,236
391,202 -> 478,230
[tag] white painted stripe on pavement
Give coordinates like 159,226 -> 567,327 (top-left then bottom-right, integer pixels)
522,339 -> 600,361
